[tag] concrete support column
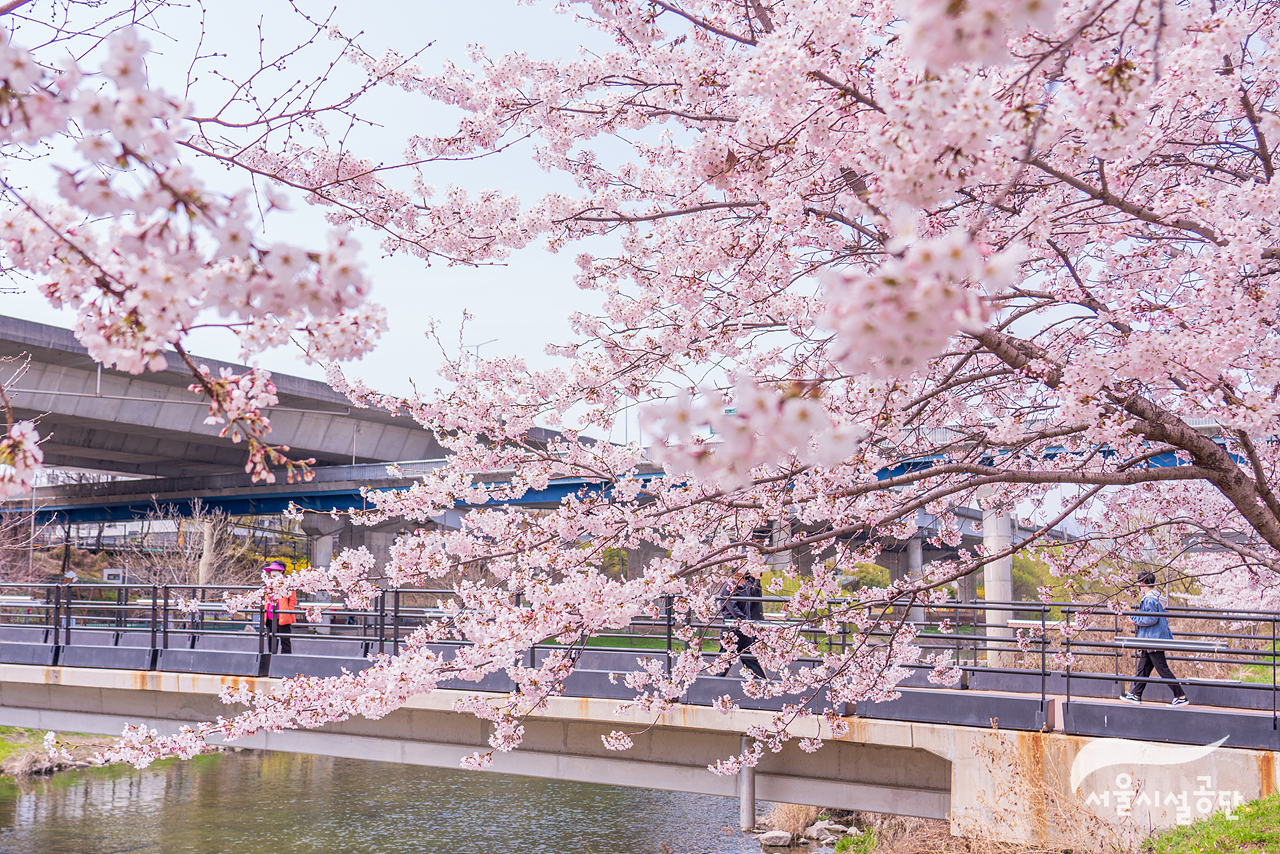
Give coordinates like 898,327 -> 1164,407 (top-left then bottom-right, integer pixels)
771,519 -> 792,574
906,535 -> 924,623
622,541 -> 667,581
738,736 -> 756,831
982,506 -> 1014,666
301,512 -> 347,570
312,534 -> 337,569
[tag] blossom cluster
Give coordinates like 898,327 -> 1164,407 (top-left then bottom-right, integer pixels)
0,420 -> 42,498
643,379 -> 864,490
188,366 -> 312,484
820,233 -> 1022,378
901,0 -> 1063,70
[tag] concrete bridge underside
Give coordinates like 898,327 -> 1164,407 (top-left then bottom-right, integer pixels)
0,664 -> 1276,845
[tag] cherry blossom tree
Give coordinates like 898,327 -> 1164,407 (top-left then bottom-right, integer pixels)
3,0 -> 1279,769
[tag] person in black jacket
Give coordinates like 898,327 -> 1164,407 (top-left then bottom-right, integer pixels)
718,572 -> 766,679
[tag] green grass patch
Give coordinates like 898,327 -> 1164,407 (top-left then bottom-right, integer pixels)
0,728 -> 38,765
1143,792 -> 1280,853
1235,641 -> 1279,684
834,829 -> 876,854
1238,666 -> 1277,684
0,727 -> 116,771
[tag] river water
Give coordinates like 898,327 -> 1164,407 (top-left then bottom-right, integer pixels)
0,751 -> 768,854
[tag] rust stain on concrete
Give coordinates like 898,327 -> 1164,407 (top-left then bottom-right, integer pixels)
130,670 -> 157,692
43,665 -> 60,685
1015,730 -> 1050,845
1259,751 -> 1275,798
842,716 -> 870,744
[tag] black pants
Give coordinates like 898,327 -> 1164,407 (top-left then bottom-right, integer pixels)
270,620 -> 292,655
720,629 -> 766,679
1132,649 -> 1185,699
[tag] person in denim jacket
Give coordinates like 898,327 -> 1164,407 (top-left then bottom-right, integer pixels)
718,572 -> 765,679
1121,572 -> 1188,706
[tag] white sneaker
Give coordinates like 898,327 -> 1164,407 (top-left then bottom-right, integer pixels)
1170,696 -> 1189,707
1120,692 -> 1141,704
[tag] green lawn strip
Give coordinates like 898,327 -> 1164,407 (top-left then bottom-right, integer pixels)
1143,793 -> 1280,853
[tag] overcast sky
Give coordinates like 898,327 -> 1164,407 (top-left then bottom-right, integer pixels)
5,0 -> 614,408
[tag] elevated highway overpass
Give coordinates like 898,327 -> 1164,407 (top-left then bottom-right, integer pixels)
0,314 -> 445,477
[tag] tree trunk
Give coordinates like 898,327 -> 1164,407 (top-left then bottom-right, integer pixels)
197,519 -> 216,585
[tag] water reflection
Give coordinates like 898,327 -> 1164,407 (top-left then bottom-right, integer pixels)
0,751 -> 764,854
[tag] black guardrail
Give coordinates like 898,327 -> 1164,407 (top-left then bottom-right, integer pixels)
0,583 -> 1274,744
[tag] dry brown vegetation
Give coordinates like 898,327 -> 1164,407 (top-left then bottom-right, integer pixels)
758,807 -> 1137,853
763,803 -> 819,835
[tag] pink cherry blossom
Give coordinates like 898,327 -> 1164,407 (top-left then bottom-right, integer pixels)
7,0 -> 1280,778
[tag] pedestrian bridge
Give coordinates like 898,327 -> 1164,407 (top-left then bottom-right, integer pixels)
0,661 -> 1274,847
0,587 -> 1276,844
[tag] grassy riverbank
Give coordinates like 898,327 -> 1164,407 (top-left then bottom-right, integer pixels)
0,726 -> 115,777
1141,792 -> 1280,853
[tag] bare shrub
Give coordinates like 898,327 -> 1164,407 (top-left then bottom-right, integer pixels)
120,500 -> 262,586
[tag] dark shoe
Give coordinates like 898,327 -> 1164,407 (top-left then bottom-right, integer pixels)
1120,692 -> 1141,704
1170,696 -> 1189,707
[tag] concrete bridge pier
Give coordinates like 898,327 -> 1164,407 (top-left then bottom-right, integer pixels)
302,512 -> 346,568
738,735 -> 756,831
981,506 -> 1014,666
905,535 -> 925,623
302,511 -> 418,574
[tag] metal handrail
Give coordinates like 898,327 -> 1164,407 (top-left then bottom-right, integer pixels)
0,582 -> 1274,716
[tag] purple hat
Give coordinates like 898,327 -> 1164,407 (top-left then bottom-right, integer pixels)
262,560 -> 286,573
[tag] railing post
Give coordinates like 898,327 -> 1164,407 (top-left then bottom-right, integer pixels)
55,584 -> 61,645
392,589 -> 401,656
48,584 -> 59,644
1064,606 -> 1072,713
257,603 -> 265,655
1272,616 -> 1276,727
161,585 -> 169,651
1040,603 -> 1047,711
61,583 -> 70,646
377,591 -> 386,655
150,584 -> 158,651
737,735 -> 756,832
1113,610 -> 1120,689
665,594 -> 673,676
